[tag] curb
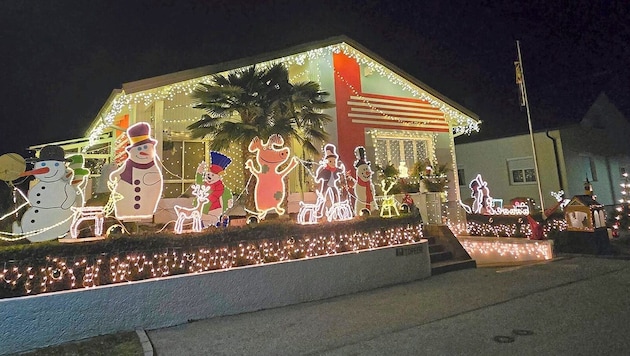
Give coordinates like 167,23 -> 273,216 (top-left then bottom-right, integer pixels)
136,328 -> 154,356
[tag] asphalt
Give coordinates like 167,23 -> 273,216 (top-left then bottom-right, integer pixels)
146,256 -> 630,356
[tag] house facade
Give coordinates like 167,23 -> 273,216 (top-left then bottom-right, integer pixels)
29,36 -> 480,222
455,93 -> 630,212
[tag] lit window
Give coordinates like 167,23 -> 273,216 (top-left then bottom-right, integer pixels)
375,138 -> 429,170
507,157 -> 536,185
162,140 -> 206,197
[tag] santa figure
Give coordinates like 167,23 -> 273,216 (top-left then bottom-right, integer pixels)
109,122 -> 163,220
315,144 -> 345,214
195,151 -> 232,227
353,146 -> 377,215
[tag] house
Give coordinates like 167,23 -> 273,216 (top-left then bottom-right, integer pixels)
28,36 -> 480,223
455,92 -> 630,212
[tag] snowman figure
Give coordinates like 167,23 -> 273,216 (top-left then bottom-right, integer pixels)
353,146 -> 378,216
12,145 -> 81,242
109,122 -> 163,221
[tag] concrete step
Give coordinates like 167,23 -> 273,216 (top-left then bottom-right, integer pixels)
431,259 -> 477,276
429,244 -> 445,253
429,250 -> 453,263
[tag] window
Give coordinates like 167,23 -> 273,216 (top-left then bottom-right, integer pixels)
457,168 -> 466,186
507,157 -> 536,185
374,137 -> 429,170
580,156 -> 598,182
162,140 -> 207,198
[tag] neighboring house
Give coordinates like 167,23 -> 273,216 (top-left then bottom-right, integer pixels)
455,93 -> 630,211
28,36 -> 480,221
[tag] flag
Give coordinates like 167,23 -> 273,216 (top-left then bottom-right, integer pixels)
514,60 -> 526,106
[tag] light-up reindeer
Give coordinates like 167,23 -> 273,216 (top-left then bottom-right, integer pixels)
297,191 -> 326,225
245,134 -> 298,220
379,179 -> 400,218
174,184 -> 211,234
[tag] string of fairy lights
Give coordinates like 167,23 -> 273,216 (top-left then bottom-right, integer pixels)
85,42 -> 479,151
0,224 -> 423,297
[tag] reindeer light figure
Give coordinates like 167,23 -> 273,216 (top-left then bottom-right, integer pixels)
379,179 -> 400,218
245,134 -> 298,220
174,184 -> 211,234
297,191 -> 326,225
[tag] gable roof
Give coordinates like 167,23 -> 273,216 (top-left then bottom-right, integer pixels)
85,36 -> 480,147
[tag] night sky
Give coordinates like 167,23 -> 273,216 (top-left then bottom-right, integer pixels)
1,0 -> 629,156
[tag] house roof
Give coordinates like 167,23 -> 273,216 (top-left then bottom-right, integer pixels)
85,36 -> 480,145
568,195 -> 603,208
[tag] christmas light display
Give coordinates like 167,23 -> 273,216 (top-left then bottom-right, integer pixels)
308,143 -> 354,223
85,43 -> 478,152
459,238 -> 553,263
195,153 -> 233,227
11,145 -> 82,242
0,224 -> 423,297
612,172 -> 630,236
460,174 -> 494,215
379,179 -> 400,218
245,135 -> 298,220
108,122 -> 164,221
353,146 -> 378,216
173,184 -> 211,234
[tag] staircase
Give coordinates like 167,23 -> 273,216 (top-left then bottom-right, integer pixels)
424,224 -> 476,275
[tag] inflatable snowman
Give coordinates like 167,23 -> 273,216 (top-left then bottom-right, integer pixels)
109,122 -> 163,221
12,145 -> 81,242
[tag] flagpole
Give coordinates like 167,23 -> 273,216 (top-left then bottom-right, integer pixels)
516,40 -> 545,213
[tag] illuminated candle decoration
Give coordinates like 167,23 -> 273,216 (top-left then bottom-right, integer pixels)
11,145 -> 82,242
379,179 -> 400,218
108,122 -> 164,221
245,134 -> 298,220
313,143 -> 353,222
174,184 -> 211,234
353,146 -> 378,216
195,152 -> 233,227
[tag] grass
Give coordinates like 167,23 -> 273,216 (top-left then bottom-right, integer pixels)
12,331 -> 144,356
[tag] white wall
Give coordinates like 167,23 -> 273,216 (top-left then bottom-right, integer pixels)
0,241 -> 430,355
456,132 -> 561,210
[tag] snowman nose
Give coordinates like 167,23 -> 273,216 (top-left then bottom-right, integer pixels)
20,167 -> 50,177
139,151 -> 149,156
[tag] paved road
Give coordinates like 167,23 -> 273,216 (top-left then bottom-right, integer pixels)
147,256 -> 630,355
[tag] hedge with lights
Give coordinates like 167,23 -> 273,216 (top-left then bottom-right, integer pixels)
0,214 -> 423,299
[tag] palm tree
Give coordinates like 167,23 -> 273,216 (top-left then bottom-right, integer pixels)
187,63 -> 334,211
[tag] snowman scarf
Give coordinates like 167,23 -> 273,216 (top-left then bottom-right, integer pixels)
120,160 -> 156,184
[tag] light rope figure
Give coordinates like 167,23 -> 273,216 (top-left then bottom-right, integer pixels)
68,180 -> 123,239
379,179 -> 400,218
173,184 -> 211,234
312,143 -> 353,222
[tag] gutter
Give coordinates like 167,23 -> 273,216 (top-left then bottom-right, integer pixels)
546,130 -> 564,191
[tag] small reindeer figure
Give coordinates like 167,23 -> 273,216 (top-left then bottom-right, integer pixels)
245,134 -> 298,219
297,191 -> 326,225
174,184 -> 211,234
379,179 -> 400,218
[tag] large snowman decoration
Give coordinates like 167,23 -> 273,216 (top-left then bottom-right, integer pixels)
109,122 -> 163,221
12,145 -> 81,242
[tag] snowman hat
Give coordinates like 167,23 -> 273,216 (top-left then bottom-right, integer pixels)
353,146 -> 370,168
126,122 -> 157,151
208,151 -> 232,174
324,144 -> 338,159
30,145 -> 68,162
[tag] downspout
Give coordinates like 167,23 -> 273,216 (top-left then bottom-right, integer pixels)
546,130 -> 564,191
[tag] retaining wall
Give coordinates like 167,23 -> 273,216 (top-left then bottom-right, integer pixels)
1,240 -> 430,355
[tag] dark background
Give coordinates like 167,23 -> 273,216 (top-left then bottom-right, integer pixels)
1,0 -> 629,157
